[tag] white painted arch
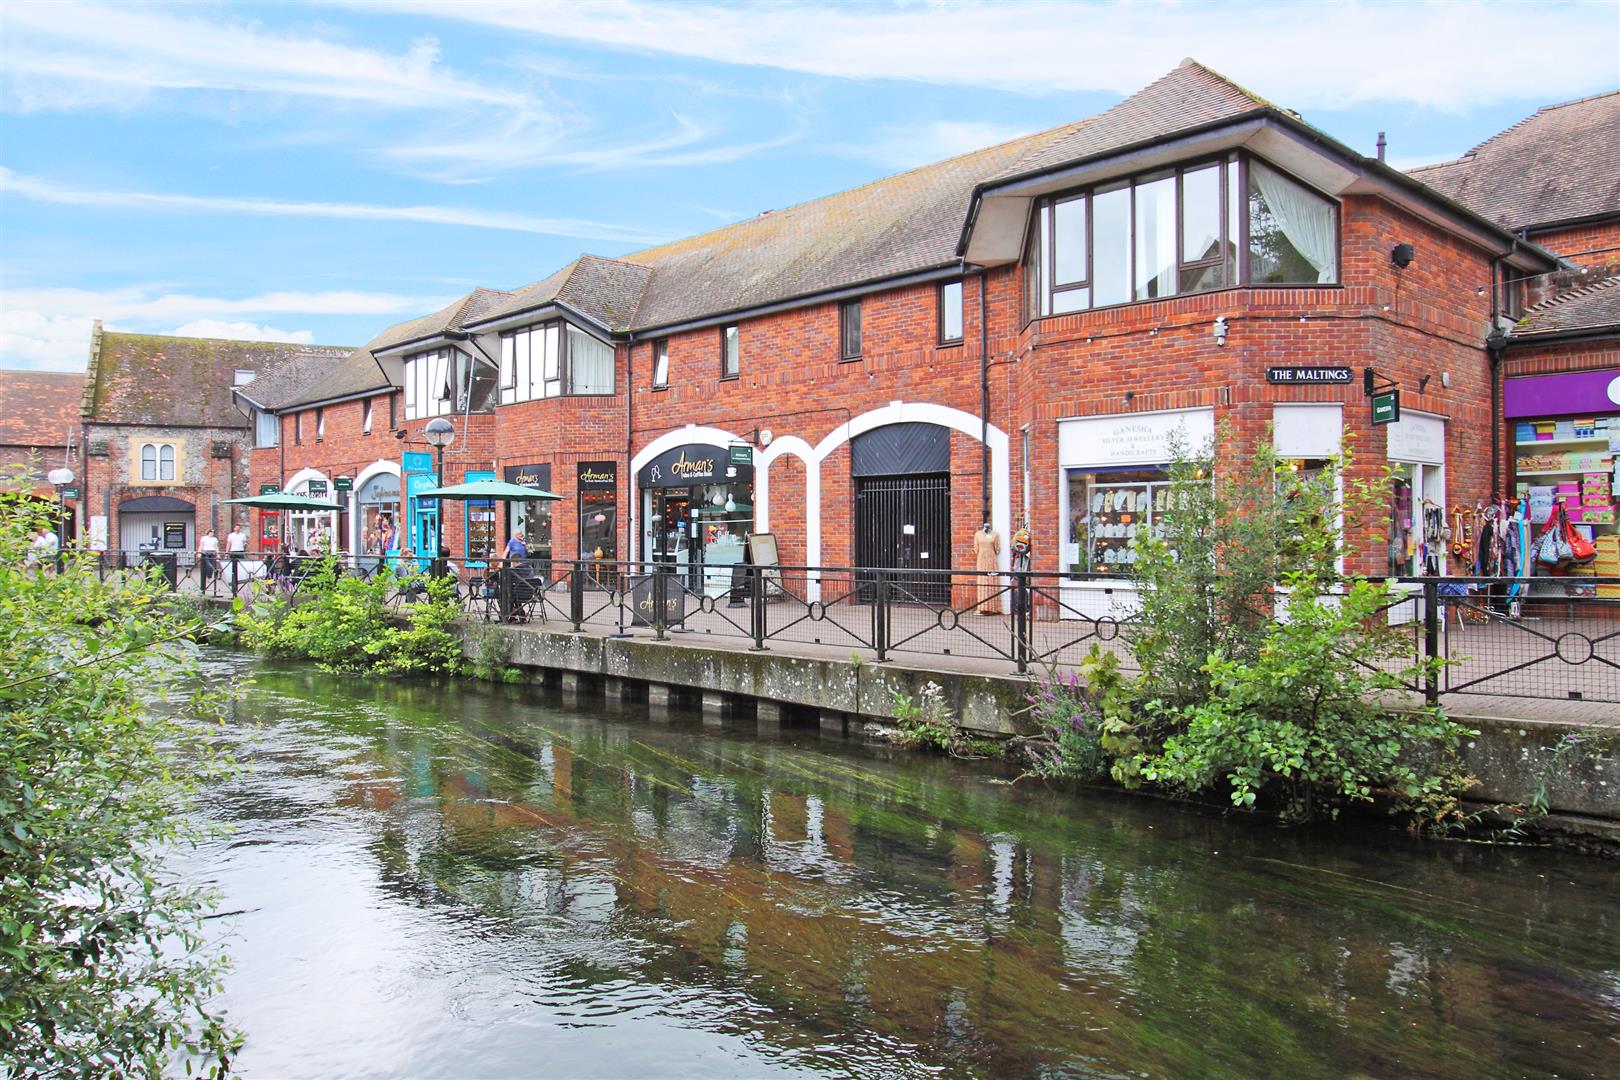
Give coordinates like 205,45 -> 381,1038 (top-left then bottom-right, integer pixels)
631,405 -> 1011,590
281,467 -> 337,552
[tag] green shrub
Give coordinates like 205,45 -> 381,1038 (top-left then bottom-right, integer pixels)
378,574 -> 464,676
0,475 -> 238,1074
1063,427 -> 1473,824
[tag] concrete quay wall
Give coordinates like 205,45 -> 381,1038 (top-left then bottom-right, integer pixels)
468,622 -> 1617,827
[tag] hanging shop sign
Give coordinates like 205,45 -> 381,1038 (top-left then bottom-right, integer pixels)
1266,366 -> 1353,385
333,476 -> 353,493
729,444 -> 754,465
577,460 -> 618,489
306,479 -> 329,497
637,443 -> 752,488
1371,390 -> 1401,426
259,483 -> 281,495
1385,412 -> 1446,465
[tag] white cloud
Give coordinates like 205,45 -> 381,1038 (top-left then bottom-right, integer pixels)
0,284 -> 449,372
384,0 -> 1619,111
166,320 -> 317,344
0,167 -> 673,244
0,2 -> 531,112
841,120 -> 1035,170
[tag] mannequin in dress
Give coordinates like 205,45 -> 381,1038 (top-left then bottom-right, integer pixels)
973,521 -> 1002,614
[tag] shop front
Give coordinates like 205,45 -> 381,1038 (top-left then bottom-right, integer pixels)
638,442 -> 752,597
117,494 -> 195,556
1506,368 -> 1619,546
1384,411 -> 1447,576
354,471 -> 401,555
1057,407 -> 1214,618
502,462 -> 553,563
285,476 -> 336,554
463,470 -> 497,567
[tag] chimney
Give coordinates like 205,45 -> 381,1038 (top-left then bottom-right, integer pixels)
1376,132 -> 1387,162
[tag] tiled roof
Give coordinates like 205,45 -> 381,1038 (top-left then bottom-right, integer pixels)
475,255 -> 651,332
1512,274 -> 1620,338
85,329 -> 350,428
1408,91 -> 1620,232
238,345 -> 388,412
368,287 -> 514,353
988,59 -> 1268,182
478,61 -> 1268,333
0,370 -> 83,448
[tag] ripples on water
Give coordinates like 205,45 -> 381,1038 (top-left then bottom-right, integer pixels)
179,652 -> 1620,1079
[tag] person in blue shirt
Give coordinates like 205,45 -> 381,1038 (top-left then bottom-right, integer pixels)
503,528 -> 528,563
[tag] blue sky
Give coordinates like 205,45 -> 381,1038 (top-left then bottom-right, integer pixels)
2,0 -> 1616,371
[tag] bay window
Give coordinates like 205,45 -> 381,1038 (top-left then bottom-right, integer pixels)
405,346 -> 496,420
1023,153 -> 1337,320
497,321 -> 616,404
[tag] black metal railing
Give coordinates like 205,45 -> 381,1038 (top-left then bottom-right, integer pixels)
91,550 -> 1620,704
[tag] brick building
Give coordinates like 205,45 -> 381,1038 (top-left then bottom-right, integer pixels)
250,59 -> 1614,612
79,322 -> 348,556
0,371 -> 83,515
1412,90 -> 1620,540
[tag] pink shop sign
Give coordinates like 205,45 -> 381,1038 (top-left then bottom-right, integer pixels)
1504,368 -> 1620,418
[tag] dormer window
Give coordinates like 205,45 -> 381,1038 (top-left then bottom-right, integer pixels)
1023,153 -> 1337,321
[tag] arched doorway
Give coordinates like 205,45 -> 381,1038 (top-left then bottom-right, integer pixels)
852,422 -> 952,603
117,495 -> 195,555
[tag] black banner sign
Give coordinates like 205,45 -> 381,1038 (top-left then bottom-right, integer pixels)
637,443 -> 752,489
626,573 -> 686,627
576,460 -> 618,490
1266,366 -> 1354,385
503,462 -> 552,489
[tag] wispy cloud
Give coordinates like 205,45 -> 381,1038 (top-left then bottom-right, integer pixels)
837,120 -> 1035,171
0,1 -> 530,112
0,284 -> 448,372
0,2 -> 809,179
382,0 -> 1619,111
0,167 -> 673,244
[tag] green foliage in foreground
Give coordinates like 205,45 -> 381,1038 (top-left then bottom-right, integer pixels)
0,481 -> 238,1074
238,558 -> 465,677
1021,430 -> 1473,824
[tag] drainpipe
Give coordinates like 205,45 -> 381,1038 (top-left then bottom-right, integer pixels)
626,341 -> 635,561
1486,255 -> 1507,499
977,268 -> 990,526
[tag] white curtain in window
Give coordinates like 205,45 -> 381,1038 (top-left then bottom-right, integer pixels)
568,327 -> 614,394
1251,161 -> 1337,283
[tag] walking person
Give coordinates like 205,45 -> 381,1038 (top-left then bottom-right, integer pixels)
198,527 -> 220,595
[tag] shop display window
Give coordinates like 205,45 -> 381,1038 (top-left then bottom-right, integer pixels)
580,489 -> 617,561
510,501 -> 552,562
1513,414 -> 1616,538
1389,463 -> 1445,576
1066,467 -> 1169,574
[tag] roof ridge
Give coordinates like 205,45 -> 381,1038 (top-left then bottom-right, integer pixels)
1456,88 -> 1620,159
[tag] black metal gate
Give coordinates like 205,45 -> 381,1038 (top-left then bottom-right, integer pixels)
855,473 -> 951,604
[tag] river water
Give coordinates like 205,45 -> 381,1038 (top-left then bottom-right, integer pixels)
184,652 -> 1618,1078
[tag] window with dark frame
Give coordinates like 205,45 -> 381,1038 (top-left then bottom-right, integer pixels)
293,412 -> 302,445
1022,152 -> 1337,320
652,338 -> 670,388
938,280 -> 964,344
721,324 -> 740,379
315,407 -> 325,441
362,398 -> 374,435
388,392 -> 397,431
840,299 -> 862,360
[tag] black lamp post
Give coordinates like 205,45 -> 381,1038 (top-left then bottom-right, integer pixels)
423,417 -> 455,567
47,466 -> 74,572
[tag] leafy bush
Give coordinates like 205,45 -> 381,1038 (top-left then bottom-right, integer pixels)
0,477 -> 238,1074
237,561 -> 465,677
464,621 -> 524,683
1047,428 -> 1473,824
1143,572 -> 1470,821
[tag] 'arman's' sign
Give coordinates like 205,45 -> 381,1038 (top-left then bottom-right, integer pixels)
637,443 -> 751,489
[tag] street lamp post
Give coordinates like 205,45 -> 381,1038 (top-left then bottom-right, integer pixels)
422,418 -> 455,571
47,466 -> 74,573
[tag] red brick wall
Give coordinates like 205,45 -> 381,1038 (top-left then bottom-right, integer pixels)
1013,194 -> 1500,577
1524,218 -> 1620,306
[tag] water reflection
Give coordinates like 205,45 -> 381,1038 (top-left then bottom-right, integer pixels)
189,655 -> 1620,1079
